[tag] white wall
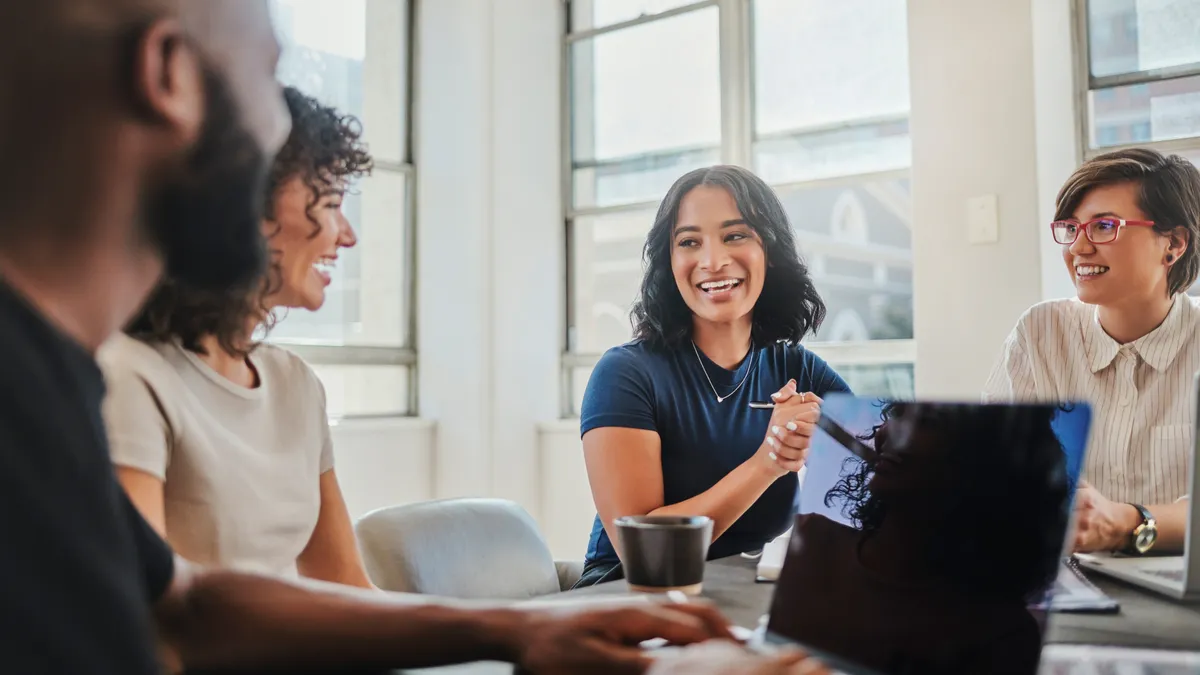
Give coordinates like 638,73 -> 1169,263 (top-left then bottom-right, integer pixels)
411,0 -> 564,517
908,0 -> 1077,399
1032,0 -> 1084,303
332,417 -> 436,519
537,421 -> 597,559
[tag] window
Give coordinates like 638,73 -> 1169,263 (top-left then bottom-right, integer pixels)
269,0 -> 415,417
1080,0 -> 1200,297
1081,0 -> 1200,153
563,0 -> 915,415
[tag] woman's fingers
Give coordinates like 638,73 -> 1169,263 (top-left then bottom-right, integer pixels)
774,455 -> 806,473
770,424 -> 813,450
768,442 -> 805,461
770,379 -> 798,403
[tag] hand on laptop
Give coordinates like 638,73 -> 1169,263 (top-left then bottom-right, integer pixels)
515,602 -> 737,674
1073,480 -> 1139,552
648,640 -> 830,674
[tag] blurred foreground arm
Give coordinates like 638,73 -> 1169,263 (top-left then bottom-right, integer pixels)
155,558 -> 736,673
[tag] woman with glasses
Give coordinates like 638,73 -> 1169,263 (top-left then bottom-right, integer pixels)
573,165 -> 850,588
984,148 -> 1200,556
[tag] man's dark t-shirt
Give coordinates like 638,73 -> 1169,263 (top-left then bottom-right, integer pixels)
0,279 -> 175,674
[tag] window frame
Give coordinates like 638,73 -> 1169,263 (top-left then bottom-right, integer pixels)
560,0 -> 916,416
269,0 -> 419,417
1073,0 -> 1200,160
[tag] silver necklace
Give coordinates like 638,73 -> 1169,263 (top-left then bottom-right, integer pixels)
691,340 -> 755,403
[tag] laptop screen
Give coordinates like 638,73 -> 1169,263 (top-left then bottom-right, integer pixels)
766,395 -> 1091,675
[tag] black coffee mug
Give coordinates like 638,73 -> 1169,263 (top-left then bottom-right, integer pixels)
614,515 -> 713,595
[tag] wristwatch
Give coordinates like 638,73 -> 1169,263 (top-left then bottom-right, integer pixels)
1122,503 -> 1158,555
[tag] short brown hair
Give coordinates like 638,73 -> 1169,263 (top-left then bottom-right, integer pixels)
1055,148 -> 1200,295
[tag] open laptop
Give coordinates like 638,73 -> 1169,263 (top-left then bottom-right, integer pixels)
1073,374 -> 1200,601
758,395 -> 1093,675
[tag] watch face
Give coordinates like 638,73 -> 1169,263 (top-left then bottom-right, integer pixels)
1135,526 -> 1158,553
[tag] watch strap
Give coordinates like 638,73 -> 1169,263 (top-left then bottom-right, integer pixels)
1131,503 -> 1154,525
1123,503 -> 1155,555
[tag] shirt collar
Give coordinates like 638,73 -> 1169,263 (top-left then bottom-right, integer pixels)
1083,293 -> 1191,373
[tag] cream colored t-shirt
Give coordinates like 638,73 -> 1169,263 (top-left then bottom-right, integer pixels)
98,333 -> 334,577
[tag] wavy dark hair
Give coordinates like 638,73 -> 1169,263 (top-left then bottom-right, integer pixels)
127,86 -> 374,357
824,401 -> 1073,601
630,165 -> 825,350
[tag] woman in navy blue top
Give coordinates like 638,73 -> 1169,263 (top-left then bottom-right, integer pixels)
576,165 -> 851,587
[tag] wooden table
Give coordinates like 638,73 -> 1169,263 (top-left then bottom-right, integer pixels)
405,555 -> 1200,674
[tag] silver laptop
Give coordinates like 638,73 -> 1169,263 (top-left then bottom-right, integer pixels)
1074,374 -> 1200,601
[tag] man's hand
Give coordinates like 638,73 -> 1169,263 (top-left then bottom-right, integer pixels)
648,641 -> 830,675
1072,481 -> 1139,552
514,603 -> 736,674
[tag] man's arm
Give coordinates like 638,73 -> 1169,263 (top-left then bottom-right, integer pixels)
154,557 -> 735,673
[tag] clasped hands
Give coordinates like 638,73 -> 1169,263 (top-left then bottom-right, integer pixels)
757,379 -> 822,478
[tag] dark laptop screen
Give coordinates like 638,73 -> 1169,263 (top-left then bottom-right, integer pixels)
766,395 -> 1091,675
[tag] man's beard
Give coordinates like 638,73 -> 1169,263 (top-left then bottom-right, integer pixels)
142,68 -> 271,293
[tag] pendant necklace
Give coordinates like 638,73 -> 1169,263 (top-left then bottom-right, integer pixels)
691,340 -> 755,403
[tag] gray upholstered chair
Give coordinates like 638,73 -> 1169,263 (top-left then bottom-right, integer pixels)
355,498 -> 583,599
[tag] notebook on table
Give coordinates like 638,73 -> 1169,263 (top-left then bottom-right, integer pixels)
756,395 -> 1093,675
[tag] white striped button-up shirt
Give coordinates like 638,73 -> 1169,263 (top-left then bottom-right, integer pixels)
983,293 -> 1200,505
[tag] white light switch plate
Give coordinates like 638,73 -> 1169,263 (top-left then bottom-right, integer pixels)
967,194 -> 999,244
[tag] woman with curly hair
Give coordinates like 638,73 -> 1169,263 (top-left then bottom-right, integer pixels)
575,165 -> 851,588
769,401 -> 1075,675
97,87 -> 375,587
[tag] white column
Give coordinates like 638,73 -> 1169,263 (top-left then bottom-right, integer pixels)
488,0 -> 565,513
415,0 -> 563,511
415,0 -> 496,497
908,0 -> 1071,398
1033,0 -> 1084,302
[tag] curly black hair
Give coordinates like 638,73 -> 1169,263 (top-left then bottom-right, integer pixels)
823,401 -> 1073,602
630,165 -> 826,350
128,86 -> 374,357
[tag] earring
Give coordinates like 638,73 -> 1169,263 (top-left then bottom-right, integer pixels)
1167,254 -> 1176,264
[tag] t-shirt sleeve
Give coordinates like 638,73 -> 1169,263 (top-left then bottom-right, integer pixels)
281,349 -> 336,474
796,348 -> 852,397
120,491 -> 176,602
580,347 -> 657,437
314,373 -> 335,474
100,347 -> 173,481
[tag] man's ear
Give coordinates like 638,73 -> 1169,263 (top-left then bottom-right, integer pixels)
129,18 -> 205,147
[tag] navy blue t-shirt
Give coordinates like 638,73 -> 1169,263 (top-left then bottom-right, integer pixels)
580,340 -> 851,566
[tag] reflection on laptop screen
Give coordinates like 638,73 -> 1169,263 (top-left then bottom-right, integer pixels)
766,396 -> 1091,675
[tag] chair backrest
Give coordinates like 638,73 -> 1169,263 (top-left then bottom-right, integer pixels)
355,498 -> 562,599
